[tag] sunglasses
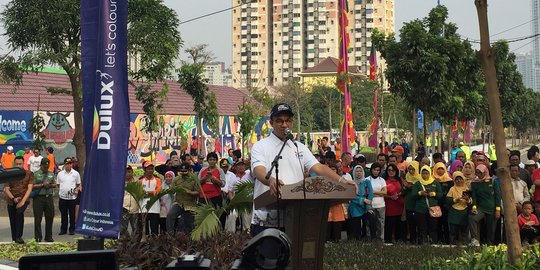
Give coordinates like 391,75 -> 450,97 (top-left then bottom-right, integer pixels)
179,170 -> 188,173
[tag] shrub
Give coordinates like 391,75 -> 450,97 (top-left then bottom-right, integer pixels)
114,230 -> 250,270
324,241 -> 467,270
423,244 -> 540,270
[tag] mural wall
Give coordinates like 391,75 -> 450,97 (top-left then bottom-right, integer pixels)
0,110 -> 273,166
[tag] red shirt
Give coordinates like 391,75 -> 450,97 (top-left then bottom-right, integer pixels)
384,178 -> 404,217
518,213 -> 539,230
199,168 -> 222,199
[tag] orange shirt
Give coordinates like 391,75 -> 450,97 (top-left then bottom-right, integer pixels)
47,153 -> 55,172
23,152 -> 33,171
328,203 -> 347,222
1,153 -> 15,169
397,160 -> 409,173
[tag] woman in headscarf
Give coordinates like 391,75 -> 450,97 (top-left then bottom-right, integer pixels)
384,163 -> 404,243
468,164 -> 501,246
462,161 -> 476,188
348,165 -> 377,240
403,161 -> 421,244
446,171 -> 471,245
367,162 -> 387,241
448,160 -> 463,176
433,162 -> 453,244
412,165 -> 442,244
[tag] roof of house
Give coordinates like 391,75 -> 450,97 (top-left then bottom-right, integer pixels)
0,71 -> 250,115
300,57 -> 362,75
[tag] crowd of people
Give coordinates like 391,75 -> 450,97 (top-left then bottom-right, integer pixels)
2,102 -> 540,249
1,146 -> 80,244
322,144 -> 540,246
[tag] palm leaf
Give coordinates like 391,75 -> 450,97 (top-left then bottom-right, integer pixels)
191,204 -> 221,241
229,180 -> 254,215
125,181 -> 145,202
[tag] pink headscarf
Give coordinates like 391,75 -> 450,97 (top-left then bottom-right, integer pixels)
449,160 -> 463,175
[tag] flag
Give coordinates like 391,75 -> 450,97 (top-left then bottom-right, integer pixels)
417,109 -> 424,130
76,0 -> 130,238
369,46 -> 378,81
368,89 -> 379,148
337,0 -> 354,153
367,44 -> 379,148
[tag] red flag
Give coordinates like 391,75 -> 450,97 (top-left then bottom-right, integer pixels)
368,89 -> 379,148
369,46 -> 378,81
337,0 -> 354,153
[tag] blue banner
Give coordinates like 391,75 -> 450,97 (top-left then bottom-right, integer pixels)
0,111 -> 33,154
417,109 -> 423,130
76,0 -> 129,238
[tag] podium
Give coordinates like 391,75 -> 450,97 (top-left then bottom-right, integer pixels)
254,176 -> 356,270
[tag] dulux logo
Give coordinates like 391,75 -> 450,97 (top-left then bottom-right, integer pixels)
96,70 -> 113,150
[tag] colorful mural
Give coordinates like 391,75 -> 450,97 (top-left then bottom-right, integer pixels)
4,110 -> 386,167
0,110 -> 33,154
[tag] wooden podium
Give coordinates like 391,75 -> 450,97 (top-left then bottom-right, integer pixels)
254,176 -> 356,270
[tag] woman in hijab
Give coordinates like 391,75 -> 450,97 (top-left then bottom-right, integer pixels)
348,165 -> 377,240
367,162 -> 387,241
449,160 -> 463,176
469,164 -> 501,246
462,161 -> 476,188
412,165 -> 442,244
433,162 -> 453,244
446,171 -> 471,245
403,161 -> 421,244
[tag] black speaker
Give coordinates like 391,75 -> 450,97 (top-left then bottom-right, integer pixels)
19,249 -> 118,270
77,238 -> 105,251
236,228 -> 291,270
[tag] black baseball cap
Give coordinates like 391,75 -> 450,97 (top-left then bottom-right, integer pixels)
179,162 -> 190,172
40,157 -> 50,166
270,103 -> 294,119
63,157 -> 73,164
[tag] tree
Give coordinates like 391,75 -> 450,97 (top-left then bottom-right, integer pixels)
274,79 -> 311,135
492,40 -> 527,127
476,0 -> 521,264
236,100 -> 259,153
0,0 -> 182,172
177,64 -> 217,155
372,5 -> 485,129
184,44 -> 215,65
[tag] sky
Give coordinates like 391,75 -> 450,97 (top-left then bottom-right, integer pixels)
170,0 -> 532,66
0,0 -> 532,67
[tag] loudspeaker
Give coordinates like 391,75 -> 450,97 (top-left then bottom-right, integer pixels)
77,238 -> 105,251
19,249 -> 117,270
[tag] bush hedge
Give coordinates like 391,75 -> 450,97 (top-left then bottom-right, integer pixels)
424,244 -> 540,270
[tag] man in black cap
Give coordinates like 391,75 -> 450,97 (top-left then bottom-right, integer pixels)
32,157 -> 57,242
166,162 -> 200,233
250,103 -> 355,236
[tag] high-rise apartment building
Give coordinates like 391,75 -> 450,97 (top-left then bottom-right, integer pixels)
204,62 -> 233,87
516,53 -> 535,90
231,0 -> 394,89
531,0 -> 540,92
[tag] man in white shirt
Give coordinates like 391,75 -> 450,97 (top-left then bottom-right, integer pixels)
510,164 -> 530,213
27,148 -> 43,173
56,157 -> 80,235
250,103 -> 355,235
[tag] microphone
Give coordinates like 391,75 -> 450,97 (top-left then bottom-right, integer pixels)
284,128 -> 294,141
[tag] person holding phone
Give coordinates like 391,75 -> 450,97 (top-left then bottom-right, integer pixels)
446,171 -> 471,245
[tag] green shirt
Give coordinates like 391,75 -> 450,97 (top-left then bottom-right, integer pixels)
402,185 -> 416,211
172,173 -> 200,211
471,179 -> 501,215
412,181 -> 443,214
33,169 -> 56,196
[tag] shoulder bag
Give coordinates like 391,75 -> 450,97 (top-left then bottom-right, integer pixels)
421,184 -> 442,218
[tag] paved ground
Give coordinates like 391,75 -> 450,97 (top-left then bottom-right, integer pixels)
0,217 -> 81,244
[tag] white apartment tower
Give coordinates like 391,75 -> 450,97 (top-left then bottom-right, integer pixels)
231,0 -> 394,89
